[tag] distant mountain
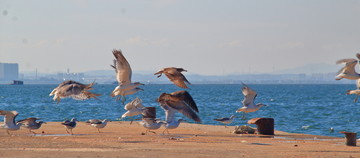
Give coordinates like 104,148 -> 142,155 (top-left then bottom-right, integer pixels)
273,63 -> 339,74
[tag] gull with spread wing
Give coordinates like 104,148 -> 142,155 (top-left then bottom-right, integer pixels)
157,91 -> 201,123
335,53 -> 360,80
160,104 -> 186,134
111,49 -> 144,104
236,83 -> 267,120
154,67 -> 191,89
49,80 -> 101,104
121,97 -> 146,124
17,117 -> 46,134
0,110 -> 23,135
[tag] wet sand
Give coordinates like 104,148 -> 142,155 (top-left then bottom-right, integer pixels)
0,122 -> 359,158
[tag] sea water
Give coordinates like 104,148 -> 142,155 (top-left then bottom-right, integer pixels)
0,84 -> 358,137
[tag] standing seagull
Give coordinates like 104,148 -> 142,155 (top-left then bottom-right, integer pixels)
86,119 -> 109,133
140,118 -> 165,135
160,104 -> 186,134
236,83 -> 267,120
0,110 -> 23,135
111,49 -> 143,104
157,91 -> 201,123
61,118 -> 77,135
121,97 -> 146,124
214,115 -> 236,128
139,107 -> 165,135
17,117 -> 46,134
49,80 -> 101,104
335,53 -> 360,80
154,67 -> 191,89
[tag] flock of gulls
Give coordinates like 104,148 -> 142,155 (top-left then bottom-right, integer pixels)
1,50 -> 357,136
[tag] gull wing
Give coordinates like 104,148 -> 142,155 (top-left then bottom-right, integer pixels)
164,68 -> 190,89
0,110 -> 18,125
112,49 -> 132,85
169,91 -> 199,113
241,83 -> 257,107
165,100 -> 201,123
336,59 -> 357,75
17,117 -> 40,125
160,104 -> 176,123
214,117 -> 230,121
86,119 -> 102,124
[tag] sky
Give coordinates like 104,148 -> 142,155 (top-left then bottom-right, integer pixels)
1,0 -> 360,75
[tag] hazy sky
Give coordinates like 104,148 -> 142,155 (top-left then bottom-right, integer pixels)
1,0 -> 360,75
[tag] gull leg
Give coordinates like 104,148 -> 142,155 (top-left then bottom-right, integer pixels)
241,113 -> 246,120
70,129 -> 74,135
354,96 -> 359,103
149,130 -> 156,134
97,128 -> 101,133
162,129 -> 167,135
6,130 -> 10,135
121,96 -> 126,105
65,129 -> 70,134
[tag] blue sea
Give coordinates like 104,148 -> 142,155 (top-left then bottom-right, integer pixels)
0,84 -> 359,138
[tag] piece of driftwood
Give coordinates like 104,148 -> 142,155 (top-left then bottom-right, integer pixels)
340,131 -> 357,146
142,107 -> 156,118
248,118 -> 274,135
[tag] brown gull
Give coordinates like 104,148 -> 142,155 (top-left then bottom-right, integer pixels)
154,67 -> 191,89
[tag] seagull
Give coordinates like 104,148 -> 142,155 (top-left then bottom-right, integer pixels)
346,79 -> 360,102
154,67 -> 191,89
335,53 -> 360,80
121,97 -> 146,124
111,87 -> 144,102
139,118 -> 165,135
111,49 -> 144,104
214,115 -> 236,128
17,117 -> 46,134
160,103 -> 186,134
157,90 -> 201,123
0,110 -> 23,135
86,119 -> 109,133
236,83 -> 267,120
139,107 -> 165,135
49,80 -> 101,104
61,118 -> 77,135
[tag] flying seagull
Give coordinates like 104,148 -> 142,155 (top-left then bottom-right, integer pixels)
111,49 -> 144,104
86,119 -> 109,133
346,79 -> 360,102
121,97 -> 146,124
335,53 -> 360,80
214,115 -> 236,128
157,90 -> 201,123
154,67 -> 191,89
17,117 -> 46,134
61,118 -> 77,135
49,80 -> 101,104
236,83 -> 267,120
0,110 -> 23,135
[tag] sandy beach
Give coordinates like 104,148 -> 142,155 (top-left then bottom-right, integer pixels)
0,121 -> 359,158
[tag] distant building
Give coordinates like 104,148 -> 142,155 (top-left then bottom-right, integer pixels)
0,63 -> 19,82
